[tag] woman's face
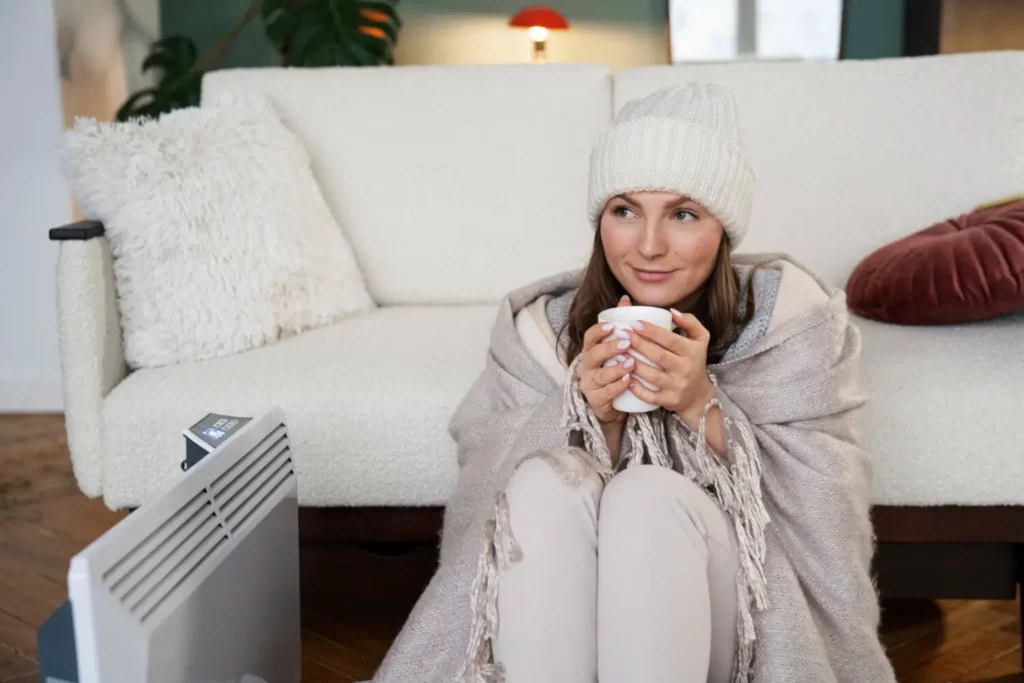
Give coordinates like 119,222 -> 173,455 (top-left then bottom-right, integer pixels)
599,191 -> 725,309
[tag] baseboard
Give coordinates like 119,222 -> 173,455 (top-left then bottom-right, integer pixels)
0,376 -> 64,412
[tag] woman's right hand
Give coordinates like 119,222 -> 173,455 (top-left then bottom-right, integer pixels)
577,297 -> 635,424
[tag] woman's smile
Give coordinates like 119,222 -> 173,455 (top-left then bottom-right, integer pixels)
631,266 -> 676,283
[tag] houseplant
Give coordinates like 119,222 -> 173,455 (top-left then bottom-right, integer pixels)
117,0 -> 401,121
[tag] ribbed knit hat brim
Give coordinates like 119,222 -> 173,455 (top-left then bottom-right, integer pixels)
586,83 -> 755,248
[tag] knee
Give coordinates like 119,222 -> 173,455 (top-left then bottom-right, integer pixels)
600,465 -> 715,530
505,450 -> 604,522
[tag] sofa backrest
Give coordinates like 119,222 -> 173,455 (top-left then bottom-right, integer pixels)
202,64 -> 608,305
614,52 -> 1024,287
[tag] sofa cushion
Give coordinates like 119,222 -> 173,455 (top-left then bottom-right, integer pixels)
61,89 -> 375,369
846,199 -> 1024,325
98,303 -> 1024,509
100,305 -> 496,509
613,52 -> 1024,288
857,312 -> 1024,506
202,64 -> 609,306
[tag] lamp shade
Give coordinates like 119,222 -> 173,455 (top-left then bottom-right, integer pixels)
509,6 -> 569,30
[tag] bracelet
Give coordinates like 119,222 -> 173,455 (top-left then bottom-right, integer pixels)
696,396 -> 722,453
700,396 -> 722,422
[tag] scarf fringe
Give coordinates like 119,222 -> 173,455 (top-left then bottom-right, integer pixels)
561,354 -> 615,469
458,512 -> 506,683
665,409 -> 771,683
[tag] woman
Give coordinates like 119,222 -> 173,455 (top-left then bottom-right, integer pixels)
373,83 -> 896,683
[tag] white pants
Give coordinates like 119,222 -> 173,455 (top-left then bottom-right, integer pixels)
493,451 -> 739,683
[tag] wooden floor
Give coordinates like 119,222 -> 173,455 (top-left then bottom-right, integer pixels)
1,414 -> 1020,682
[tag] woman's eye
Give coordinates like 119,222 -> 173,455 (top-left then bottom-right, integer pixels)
674,209 -> 698,221
613,206 -> 637,218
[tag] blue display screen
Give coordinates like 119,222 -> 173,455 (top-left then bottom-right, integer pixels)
202,427 -> 227,440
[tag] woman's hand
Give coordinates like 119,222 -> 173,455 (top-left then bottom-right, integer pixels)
624,310 -> 717,425
577,296 -> 634,424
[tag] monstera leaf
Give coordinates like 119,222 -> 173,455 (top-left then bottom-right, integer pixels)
262,0 -> 401,66
116,37 -> 202,121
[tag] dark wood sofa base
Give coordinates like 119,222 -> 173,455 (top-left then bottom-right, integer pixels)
298,504 -> 1024,662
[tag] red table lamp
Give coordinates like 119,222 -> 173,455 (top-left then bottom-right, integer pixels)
509,6 -> 570,63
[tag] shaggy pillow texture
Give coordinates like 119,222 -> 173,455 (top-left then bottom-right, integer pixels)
62,89 -> 375,369
847,199 -> 1024,325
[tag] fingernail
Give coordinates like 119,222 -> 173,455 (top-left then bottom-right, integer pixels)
624,357 -> 635,368
607,359 -> 618,366
602,323 -> 614,332
631,321 -> 644,330
615,354 -> 627,362
617,339 -> 630,349
622,373 -> 631,382
670,308 -> 682,317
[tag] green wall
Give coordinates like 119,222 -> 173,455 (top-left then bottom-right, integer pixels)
160,0 -> 905,67
841,0 -> 905,59
160,0 -> 665,68
160,0 -> 278,69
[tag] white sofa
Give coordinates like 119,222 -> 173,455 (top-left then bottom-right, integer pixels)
54,52 -> 1024,513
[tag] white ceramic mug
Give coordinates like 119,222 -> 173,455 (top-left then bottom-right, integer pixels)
597,305 -> 675,413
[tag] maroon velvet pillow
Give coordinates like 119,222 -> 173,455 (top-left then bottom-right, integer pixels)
847,200 -> 1024,325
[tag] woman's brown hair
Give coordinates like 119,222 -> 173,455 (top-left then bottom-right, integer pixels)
560,230 -> 758,366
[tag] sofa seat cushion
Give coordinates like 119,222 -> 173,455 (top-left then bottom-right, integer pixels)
857,312 -> 1024,506
100,305 -> 496,509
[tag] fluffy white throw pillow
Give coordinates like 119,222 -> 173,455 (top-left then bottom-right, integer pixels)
61,89 -> 375,369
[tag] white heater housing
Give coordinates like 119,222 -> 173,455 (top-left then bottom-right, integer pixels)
67,408 -> 300,683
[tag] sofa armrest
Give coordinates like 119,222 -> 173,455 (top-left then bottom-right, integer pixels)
51,220 -> 127,497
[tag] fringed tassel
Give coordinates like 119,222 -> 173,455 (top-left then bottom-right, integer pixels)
459,511 -> 505,683
620,413 -> 673,468
458,489 -> 526,683
561,354 -> 614,470
724,417 -> 770,612
667,407 -> 771,683
493,491 -> 522,566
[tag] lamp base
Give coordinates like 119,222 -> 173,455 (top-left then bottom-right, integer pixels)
531,39 -> 547,63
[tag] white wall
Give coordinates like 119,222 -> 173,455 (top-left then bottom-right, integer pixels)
0,1 -> 72,411
394,11 -> 666,70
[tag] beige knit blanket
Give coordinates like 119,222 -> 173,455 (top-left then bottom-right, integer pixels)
372,254 -> 896,683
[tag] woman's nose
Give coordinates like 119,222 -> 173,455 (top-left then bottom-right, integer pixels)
637,222 -> 667,259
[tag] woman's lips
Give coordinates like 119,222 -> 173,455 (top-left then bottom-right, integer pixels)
633,267 -> 675,283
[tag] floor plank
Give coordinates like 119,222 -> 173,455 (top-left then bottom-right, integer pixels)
958,647 -> 1024,682
0,642 -> 38,681
0,609 -> 38,663
0,413 -> 1020,682
301,630 -> 376,681
887,600 -> 1018,673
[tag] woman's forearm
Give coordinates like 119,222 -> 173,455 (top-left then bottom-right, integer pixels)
601,420 -> 625,466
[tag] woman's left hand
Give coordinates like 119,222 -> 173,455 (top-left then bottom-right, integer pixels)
625,310 -> 717,424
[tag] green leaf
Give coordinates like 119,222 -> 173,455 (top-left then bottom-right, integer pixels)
261,0 -> 402,67
116,36 -> 202,121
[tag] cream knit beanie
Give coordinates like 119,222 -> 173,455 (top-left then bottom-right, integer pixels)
587,82 -> 755,247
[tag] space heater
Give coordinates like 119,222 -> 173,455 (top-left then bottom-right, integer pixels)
39,408 -> 301,683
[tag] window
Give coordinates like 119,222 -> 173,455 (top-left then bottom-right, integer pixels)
669,0 -> 843,62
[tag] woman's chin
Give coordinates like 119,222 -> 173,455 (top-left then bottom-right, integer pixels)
624,282 -> 685,308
